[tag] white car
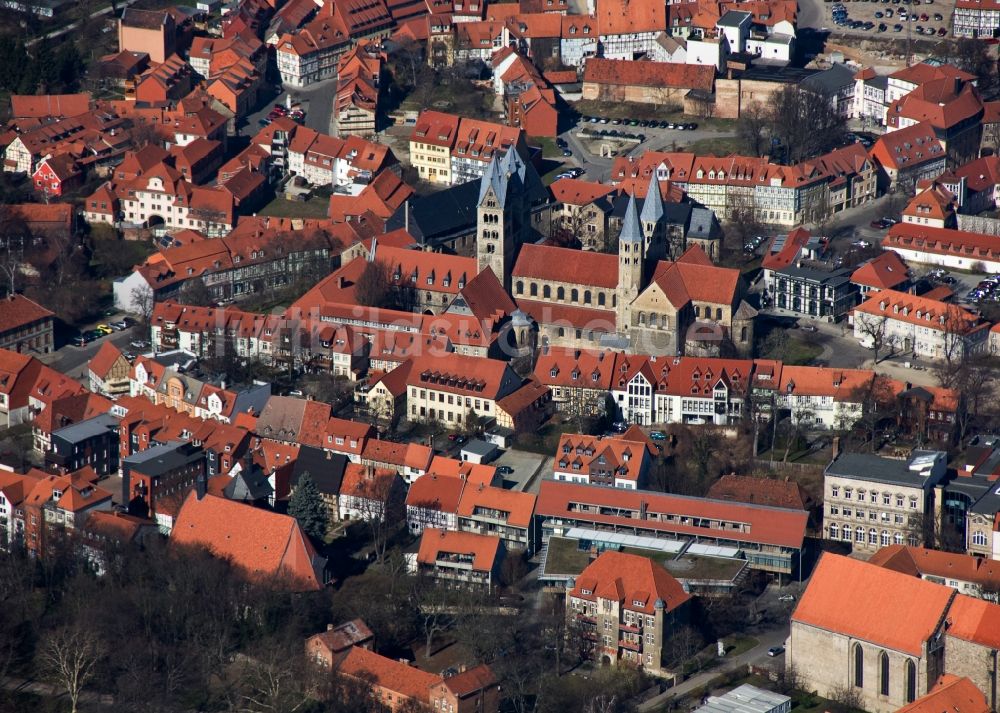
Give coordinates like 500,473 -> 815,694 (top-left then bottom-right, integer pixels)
852,239 -> 871,248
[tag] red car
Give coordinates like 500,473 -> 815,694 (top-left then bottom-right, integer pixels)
272,104 -> 288,114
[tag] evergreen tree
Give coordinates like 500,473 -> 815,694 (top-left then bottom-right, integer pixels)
287,472 -> 328,541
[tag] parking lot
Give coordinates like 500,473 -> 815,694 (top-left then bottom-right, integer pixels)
828,0 -> 951,38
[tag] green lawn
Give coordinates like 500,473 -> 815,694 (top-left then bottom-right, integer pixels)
544,537 -> 594,575
663,554 -> 747,582
684,136 -> 744,156
723,634 -> 759,657
533,136 -> 561,159
258,195 -> 331,219
784,335 -> 824,365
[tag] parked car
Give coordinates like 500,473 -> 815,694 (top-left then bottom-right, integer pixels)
258,118 -> 271,126
287,389 -> 304,397
71,335 -> 89,347
649,430 -> 667,441
130,340 -> 149,349
778,594 -> 796,602
612,421 -> 628,433
767,646 -> 786,657
496,465 -> 514,475
937,26 -> 946,34
95,324 -> 114,335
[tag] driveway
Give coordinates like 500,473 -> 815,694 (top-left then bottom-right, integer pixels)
242,75 -> 340,139
41,328 -> 141,382
637,625 -> 791,712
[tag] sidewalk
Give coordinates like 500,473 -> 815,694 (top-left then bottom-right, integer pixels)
637,627 -> 789,713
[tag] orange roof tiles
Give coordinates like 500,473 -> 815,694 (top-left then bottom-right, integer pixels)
706,474 -> 810,510
945,595 -> 1000,650
512,243 -> 619,289
596,0 -> 665,35
870,122 -> 945,171
792,553 -> 954,656
406,472 -> 467,512
337,647 -> 438,703
549,177 -> 615,206
851,251 -> 910,290
887,80 -> 983,131
417,528 -> 502,570
457,482 -> 536,528
854,288 -> 983,334
897,675 -> 989,713
534,348 -> 625,391
584,58 -> 714,93
0,294 -> 53,334
10,93 -> 91,119
570,550 -> 691,614
538,479 -> 808,549
883,223 -> 1000,265
172,492 -> 323,590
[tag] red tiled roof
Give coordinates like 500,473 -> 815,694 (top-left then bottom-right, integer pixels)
896,675 -> 989,713
406,472 -> 467,512
0,294 -> 53,334
417,528 -> 502,571
596,0 -> 665,35
850,251 -> 910,290
512,243 -> 618,289
853,288 -> 982,334
549,177 -> 615,206
944,595 -> 1000,650
778,365 -> 874,401
88,341 -> 127,380
457,482 -> 535,528
763,227 -> 812,271
437,664 -> 498,698
706,474 -> 810,510
870,122 -> 945,171
792,553 -> 953,656
172,492 -> 323,590
10,93 -> 91,118
534,348 -> 625,391
883,223 -> 1000,265
570,550 -> 691,615
337,647 -> 438,703
583,58 -> 714,93
537,479 -> 808,549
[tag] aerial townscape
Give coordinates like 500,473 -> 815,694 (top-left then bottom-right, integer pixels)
5,0 -> 1000,710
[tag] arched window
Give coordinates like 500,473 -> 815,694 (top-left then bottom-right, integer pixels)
515,281 -> 524,295
612,295 -> 617,308
571,289 -> 579,302
829,524 -> 840,540
894,532 -> 904,545
973,531 -> 988,547
638,312 -> 646,326
530,283 -> 538,297
869,528 -> 878,545
905,660 -> 916,703
854,644 -> 864,688
694,306 -> 700,318
740,326 -> 748,342
557,287 -> 565,300
661,315 -> 669,329
557,327 -> 565,337
881,531 -> 891,546
598,293 -> 606,307
716,308 -> 722,320
855,527 -> 865,543
584,290 -> 592,305
543,285 -> 551,299
879,651 -> 889,696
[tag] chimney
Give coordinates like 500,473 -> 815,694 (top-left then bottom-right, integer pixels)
327,623 -> 335,631
832,435 -> 841,460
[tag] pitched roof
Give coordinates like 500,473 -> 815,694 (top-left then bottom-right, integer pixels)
512,243 -> 619,289
870,122 -> 945,171
882,223 -> 1000,265
583,58 -> 714,93
308,618 -> 374,654
596,0 -> 666,35
570,550 -> 691,615
853,288 -> 982,334
88,341 -> 127,380
0,294 -> 53,334
457,483 -> 535,527
436,664 -> 498,698
791,553 -> 953,656
417,528 -> 502,571
706,474 -> 810,510
896,675 -> 989,713
406,472 -> 467,512
337,647 -> 439,702
172,492 -> 323,590
850,251 -> 910,290
944,594 -> 1000,650
537,479 -> 809,549
10,93 -> 91,119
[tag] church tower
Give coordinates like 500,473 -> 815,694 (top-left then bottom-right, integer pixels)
476,150 -> 536,291
617,194 -> 644,329
640,179 -> 667,260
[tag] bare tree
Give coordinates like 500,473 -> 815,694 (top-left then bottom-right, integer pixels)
768,85 -> 847,164
351,470 -> 402,564
355,259 -> 393,308
736,101 -> 770,157
40,624 -> 105,713
237,650 -> 311,713
410,575 -> 456,657
855,312 -> 895,365
130,283 -> 155,324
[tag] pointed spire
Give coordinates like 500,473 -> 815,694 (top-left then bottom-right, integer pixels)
640,179 -> 664,225
620,194 -> 643,244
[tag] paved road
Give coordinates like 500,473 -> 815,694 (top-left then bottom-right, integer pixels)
242,75 -> 339,139
26,0 -> 132,46
559,118 -> 738,182
638,625 -> 790,712
42,328 -> 139,381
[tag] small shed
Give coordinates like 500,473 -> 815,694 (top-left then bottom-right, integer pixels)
483,427 -> 513,449
461,439 -> 499,464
